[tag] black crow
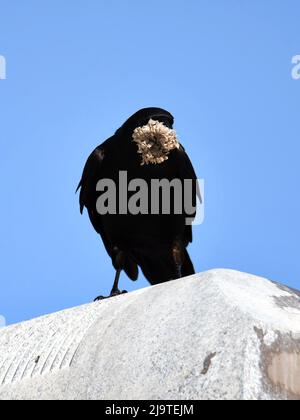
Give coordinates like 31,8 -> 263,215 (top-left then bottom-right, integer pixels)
77,108 -> 199,300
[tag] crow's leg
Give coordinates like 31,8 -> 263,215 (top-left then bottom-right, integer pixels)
110,267 -> 127,296
94,248 -> 128,301
172,239 -> 185,279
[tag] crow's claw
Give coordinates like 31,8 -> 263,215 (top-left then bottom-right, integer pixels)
94,290 -> 128,302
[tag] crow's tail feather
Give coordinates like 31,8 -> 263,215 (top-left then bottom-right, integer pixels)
181,250 -> 196,277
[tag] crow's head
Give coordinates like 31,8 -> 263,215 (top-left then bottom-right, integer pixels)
117,107 -> 174,133
116,108 -> 179,165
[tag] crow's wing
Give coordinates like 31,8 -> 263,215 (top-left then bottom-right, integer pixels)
76,141 -> 139,280
177,145 -> 201,244
76,146 -> 105,214
179,144 -> 202,201
76,145 -> 112,254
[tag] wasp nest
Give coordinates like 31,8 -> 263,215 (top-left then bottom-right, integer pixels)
132,119 -> 180,166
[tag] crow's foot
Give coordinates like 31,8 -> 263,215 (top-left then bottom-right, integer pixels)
94,290 -> 128,302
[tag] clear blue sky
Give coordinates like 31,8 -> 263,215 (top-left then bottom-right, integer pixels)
0,0 -> 299,326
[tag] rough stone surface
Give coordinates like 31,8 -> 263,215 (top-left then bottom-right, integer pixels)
0,269 -> 300,400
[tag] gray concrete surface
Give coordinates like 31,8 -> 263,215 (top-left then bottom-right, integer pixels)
0,269 -> 300,400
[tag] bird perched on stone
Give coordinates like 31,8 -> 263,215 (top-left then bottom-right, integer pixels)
77,107 -> 199,300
